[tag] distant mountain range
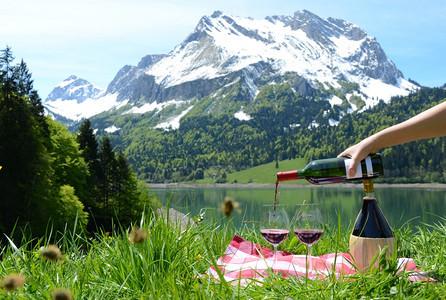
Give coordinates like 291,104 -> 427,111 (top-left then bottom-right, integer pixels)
44,10 -> 418,130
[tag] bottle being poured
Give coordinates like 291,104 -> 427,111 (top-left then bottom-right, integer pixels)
274,154 -> 384,208
276,153 -> 383,184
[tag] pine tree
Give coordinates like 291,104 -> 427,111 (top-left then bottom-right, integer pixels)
77,119 -> 99,166
0,46 -> 14,92
13,59 -> 33,96
98,136 -> 115,212
76,119 -> 102,213
13,59 -> 49,138
0,70 -> 51,235
113,151 -> 137,220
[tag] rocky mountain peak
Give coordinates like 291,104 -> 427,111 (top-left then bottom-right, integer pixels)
45,75 -> 103,103
44,10 -> 418,125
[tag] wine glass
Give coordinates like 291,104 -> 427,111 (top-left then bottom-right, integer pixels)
293,203 -> 323,277
260,204 -> 290,265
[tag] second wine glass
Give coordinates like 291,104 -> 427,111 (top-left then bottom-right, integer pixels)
260,204 -> 290,265
293,203 -> 323,277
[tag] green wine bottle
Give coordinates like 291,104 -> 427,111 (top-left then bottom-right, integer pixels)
276,153 -> 383,184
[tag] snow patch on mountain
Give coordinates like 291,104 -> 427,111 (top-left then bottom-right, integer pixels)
123,99 -> 187,115
105,125 -> 121,133
155,106 -> 194,130
329,119 -> 340,126
122,99 -> 194,130
45,93 -> 126,121
234,109 -> 252,121
360,78 -> 414,108
328,95 -> 344,106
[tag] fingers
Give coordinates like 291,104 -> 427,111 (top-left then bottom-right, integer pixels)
337,152 -> 351,159
347,160 -> 359,177
337,149 -> 358,177
337,148 -> 353,159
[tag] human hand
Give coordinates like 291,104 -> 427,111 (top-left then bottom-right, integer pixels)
337,137 -> 377,177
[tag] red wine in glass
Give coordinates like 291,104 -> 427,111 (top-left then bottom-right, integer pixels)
293,203 -> 323,278
294,229 -> 323,245
261,229 -> 290,246
260,204 -> 290,265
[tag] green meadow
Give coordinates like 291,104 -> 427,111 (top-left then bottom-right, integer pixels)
199,157 -> 308,184
1,205 -> 445,299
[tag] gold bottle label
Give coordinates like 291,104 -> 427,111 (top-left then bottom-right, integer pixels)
363,178 -> 374,194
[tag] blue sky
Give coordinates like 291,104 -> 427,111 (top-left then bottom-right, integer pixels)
1,0 -> 445,99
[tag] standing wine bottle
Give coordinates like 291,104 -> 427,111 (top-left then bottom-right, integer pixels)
276,154 -> 383,184
349,179 -> 395,271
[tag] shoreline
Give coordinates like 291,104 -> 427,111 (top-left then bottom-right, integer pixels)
148,182 -> 446,189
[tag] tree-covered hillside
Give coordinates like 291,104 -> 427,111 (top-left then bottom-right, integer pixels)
0,48 -> 158,239
88,79 -> 446,183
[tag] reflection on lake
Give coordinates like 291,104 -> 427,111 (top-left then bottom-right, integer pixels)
150,185 -> 446,230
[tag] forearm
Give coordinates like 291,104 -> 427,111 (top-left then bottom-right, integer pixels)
371,100 -> 446,150
338,101 -> 446,176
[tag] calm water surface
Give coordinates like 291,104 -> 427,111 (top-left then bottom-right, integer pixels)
150,185 -> 446,230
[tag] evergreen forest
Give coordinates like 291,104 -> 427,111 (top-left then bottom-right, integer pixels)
0,47 -> 158,240
88,79 -> 446,184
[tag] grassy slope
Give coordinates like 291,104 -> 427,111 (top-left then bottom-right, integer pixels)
198,157 -> 308,184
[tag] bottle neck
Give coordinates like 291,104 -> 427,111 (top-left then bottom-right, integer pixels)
276,169 -> 304,182
363,179 -> 375,199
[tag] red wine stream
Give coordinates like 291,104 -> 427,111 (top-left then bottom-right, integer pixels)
274,180 -> 279,210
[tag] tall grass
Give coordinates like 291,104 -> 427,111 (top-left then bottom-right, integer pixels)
1,205 -> 445,299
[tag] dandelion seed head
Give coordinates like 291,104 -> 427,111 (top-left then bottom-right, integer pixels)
221,196 -> 239,217
41,245 -> 63,262
51,288 -> 74,300
129,227 -> 147,244
1,273 -> 26,292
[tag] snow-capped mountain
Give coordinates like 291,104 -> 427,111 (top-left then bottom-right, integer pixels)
46,75 -> 103,103
44,75 -> 114,122
44,10 -> 418,128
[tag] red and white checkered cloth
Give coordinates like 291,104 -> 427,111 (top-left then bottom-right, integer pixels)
206,235 -> 434,285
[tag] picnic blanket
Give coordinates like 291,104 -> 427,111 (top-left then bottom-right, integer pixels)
206,235 -> 434,285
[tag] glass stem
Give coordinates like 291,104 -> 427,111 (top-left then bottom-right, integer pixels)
273,245 -> 278,268
307,245 -> 312,278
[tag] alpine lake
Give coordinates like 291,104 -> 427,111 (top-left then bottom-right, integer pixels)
150,183 -> 446,231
